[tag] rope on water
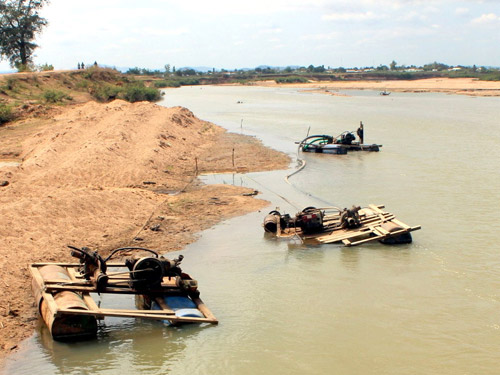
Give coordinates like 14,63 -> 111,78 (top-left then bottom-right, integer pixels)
243,174 -> 301,210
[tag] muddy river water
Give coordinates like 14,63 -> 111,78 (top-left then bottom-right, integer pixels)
3,86 -> 500,374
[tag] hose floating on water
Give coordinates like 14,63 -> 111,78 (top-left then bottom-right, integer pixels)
283,133 -> 335,208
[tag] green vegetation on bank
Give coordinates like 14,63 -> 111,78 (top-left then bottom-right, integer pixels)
42,89 -> 72,103
0,103 -> 14,124
0,67 -> 163,125
152,77 -> 200,88
275,76 -> 309,84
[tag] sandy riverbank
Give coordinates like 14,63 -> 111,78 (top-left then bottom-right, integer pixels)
252,77 -> 500,97
0,100 -> 290,361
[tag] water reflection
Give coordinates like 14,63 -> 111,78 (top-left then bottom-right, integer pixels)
32,318 -> 210,375
339,247 -> 361,270
2,298 -> 212,375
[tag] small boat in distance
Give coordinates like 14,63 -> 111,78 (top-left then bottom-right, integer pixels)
380,90 -> 391,96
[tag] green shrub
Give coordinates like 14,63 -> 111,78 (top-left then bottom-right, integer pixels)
90,83 -> 123,102
153,80 -> 180,88
177,77 -> 200,85
275,76 -> 309,84
42,90 -> 71,103
479,72 -> 500,81
75,80 -> 90,90
38,63 -> 54,71
82,66 -> 123,82
123,84 -> 162,102
0,103 -> 14,124
5,77 -> 17,91
15,62 -> 35,72
153,78 -> 200,87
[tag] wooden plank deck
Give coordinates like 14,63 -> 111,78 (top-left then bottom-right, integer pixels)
273,204 -> 420,247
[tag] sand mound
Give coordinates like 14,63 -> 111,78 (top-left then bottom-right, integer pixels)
19,100 -> 221,188
0,99 -> 289,355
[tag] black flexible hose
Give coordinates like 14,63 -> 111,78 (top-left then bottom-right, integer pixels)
103,247 -> 159,262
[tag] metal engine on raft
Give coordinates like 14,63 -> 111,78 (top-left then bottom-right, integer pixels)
295,207 -> 324,234
69,246 -> 198,295
336,131 -> 356,145
263,207 -> 325,235
340,205 -> 362,229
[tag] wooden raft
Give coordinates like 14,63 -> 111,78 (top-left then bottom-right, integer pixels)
275,204 -> 421,247
30,262 -> 218,325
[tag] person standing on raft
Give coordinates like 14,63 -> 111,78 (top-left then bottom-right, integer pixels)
357,122 -> 364,144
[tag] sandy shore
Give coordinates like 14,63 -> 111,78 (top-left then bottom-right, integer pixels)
0,100 -> 289,362
252,77 -> 500,97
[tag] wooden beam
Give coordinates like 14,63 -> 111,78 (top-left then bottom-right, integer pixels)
66,268 -> 104,319
45,284 -> 183,294
346,228 -> 410,246
56,308 -> 217,324
31,262 -> 125,268
316,227 -> 372,244
276,214 -> 281,237
154,297 -> 175,314
30,266 -> 59,316
368,204 -> 386,213
192,296 -> 218,323
390,218 -> 410,229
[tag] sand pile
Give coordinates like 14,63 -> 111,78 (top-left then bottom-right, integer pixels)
19,100 -> 220,188
0,99 -> 289,355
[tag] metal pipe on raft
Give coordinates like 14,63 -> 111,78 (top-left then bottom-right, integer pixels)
32,265 -> 98,340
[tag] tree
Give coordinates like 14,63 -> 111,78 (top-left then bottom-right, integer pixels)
422,61 -> 449,71
0,0 -> 49,70
390,60 -> 397,71
313,65 -> 325,73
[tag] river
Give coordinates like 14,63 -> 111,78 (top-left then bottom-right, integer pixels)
3,86 -> 500,374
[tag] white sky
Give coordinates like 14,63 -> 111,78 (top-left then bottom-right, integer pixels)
1,0 -> 499,71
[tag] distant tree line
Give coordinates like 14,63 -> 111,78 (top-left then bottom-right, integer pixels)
123,61 -> 500,88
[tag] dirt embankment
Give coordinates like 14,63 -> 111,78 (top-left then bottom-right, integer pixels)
0,99 -> 289,360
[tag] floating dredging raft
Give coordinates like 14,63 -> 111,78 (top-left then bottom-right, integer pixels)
30,246 -> 218,341
298,122 -> 382,154
264,204 -> 420,246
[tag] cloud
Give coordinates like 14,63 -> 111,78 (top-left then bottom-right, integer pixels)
471,13 -> 500,24
259,27 -> 283,34
138,27 -> 189,37
455,7 -> 469,15
322,11 -> 384,21
300,32 -> 339,41
169,0 -> 330,15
